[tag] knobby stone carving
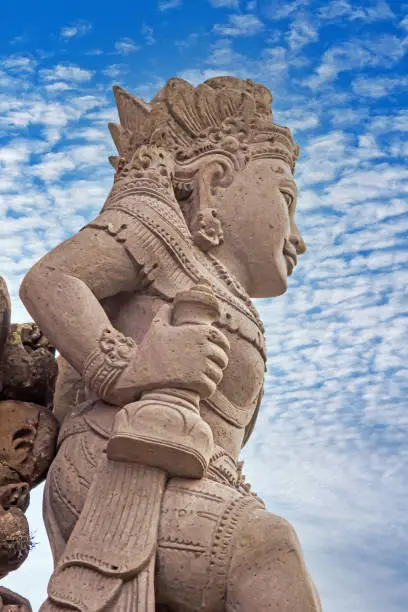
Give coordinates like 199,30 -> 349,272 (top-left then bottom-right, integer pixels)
19,76 -> 322,611
0,276 -> 59,611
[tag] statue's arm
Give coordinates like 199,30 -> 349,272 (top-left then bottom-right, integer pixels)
19,219 -> 138,377
20,213 -> 229,405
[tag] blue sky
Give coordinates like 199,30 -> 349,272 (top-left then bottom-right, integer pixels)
1,0 -> 407,610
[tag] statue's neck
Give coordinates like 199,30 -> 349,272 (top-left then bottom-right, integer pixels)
210,242 -> 251,295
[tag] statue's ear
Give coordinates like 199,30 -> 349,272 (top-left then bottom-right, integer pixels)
191,154 -> 238,200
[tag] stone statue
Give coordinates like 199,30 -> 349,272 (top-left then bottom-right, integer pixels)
0,276 -> 58,611
19,76 -> 322,611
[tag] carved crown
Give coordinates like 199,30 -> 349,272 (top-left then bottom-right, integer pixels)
109,77 -> 299,176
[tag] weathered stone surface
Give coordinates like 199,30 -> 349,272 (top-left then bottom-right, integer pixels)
0,585 -> 32,612
0,400 -> 58,489
0,278 -> 58,608
20,76 -> 321,611
0,399 -> 58,596
0,324 -> 57,408
0,277 -> 11,364
0,507 -> 30,578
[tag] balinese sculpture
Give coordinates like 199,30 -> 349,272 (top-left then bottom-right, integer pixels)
0,276 -> 58,611
19,77 -> 322,611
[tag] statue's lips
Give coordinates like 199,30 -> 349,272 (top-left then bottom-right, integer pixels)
283,242 -> 297,275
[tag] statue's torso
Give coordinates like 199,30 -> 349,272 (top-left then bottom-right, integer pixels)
102,281 -> 265,459
56,205 -> 267,460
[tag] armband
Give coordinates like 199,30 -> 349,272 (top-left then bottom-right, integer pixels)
83,328 -> 136,400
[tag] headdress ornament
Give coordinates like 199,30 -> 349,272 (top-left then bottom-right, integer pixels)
109,77 -> 299,175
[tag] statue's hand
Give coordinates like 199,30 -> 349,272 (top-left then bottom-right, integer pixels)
109,305 -> 230,405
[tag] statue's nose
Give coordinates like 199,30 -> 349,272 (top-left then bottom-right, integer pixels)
290,232 -> 306,255
0,483 -> 30,512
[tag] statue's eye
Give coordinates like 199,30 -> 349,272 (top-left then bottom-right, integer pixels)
280,190 -> 294,209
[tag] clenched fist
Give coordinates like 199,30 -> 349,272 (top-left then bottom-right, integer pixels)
106,304 -> 230,405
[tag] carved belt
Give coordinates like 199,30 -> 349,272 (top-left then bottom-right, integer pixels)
58,388 -> 256,448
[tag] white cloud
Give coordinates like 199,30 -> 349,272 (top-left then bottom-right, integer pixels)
274,107 -> 320,132
60,25 -> 79,38
366,33 -> 408,63
214,13 -> 264,36
357,133 -> 385,159
66,126 -> 109,143
60,20 -> 92,39
323,163 -> 408,205
288,13 -> 318,50
175,32 -> 199,49
141,23 -> 156,46
318,0 -> 357,20
31,143 -> 110,183
114,37 -> 140,55
102,64 -> 127,79
44,81 -> 73,92
0,138 -> 47,166
158,0 -> 182,10
318,0 -> 395,22
67,144 -> 110,166
209,0 -> 239,7
352,75 -> 408,98
399,14 -> 408,31
39,64 -> 94,83
31,152 -> 76,182
370,110 -> 408,133
254,46 -> 290,82
0,55 -> 36,72
183,42 -> 291,89
328,107 -> 368,127
264,0 -> 311,21
304,35 -> 407,88
389,139 -> 408,159
205,38 -> 244,65
297,130 -> 356,185
9,34 -> 30,46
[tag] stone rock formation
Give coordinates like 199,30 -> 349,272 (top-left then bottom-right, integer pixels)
19,77 -> 322,611
0,276 -> 58,612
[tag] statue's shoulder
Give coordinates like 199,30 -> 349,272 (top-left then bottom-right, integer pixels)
84,200 -> 198,299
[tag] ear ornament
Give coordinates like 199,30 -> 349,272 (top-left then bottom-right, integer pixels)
191,208 -> 224,252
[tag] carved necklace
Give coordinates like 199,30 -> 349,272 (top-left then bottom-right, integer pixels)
200,252 -> 265,334
194,251 -> 267,364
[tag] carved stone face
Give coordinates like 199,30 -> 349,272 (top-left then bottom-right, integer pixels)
0,401 -> 58,490
212,156 -> 306,299
0,408 -> 31,578
0,401 -> 57,579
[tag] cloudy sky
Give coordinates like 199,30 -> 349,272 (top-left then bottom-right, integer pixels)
1,0 -> 407,610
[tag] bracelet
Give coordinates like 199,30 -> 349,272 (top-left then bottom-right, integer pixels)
83,328 -> 136,399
